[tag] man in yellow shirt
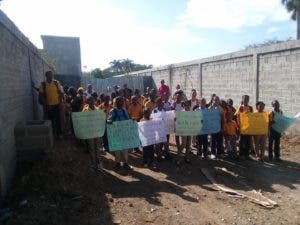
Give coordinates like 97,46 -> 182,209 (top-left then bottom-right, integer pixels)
39,70 -> 63,136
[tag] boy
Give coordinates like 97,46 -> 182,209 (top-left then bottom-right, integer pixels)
107,97 -> 132,170
210,96 -> 224,156
172,92 -> 184,164
177,100 -> 192,166
224,112 -> 238,158
162,93 -> 172,111
253,101 -> 267,161
195,98 -> 209,158
99,95 -> 112,151
236,95 -> 253,159
141,108 -> 156,168
82,96 -> 103,172
269,100 -> 283,161
153,97 -> 171,161
128,95 -> 143,121
145,89 -> 157,112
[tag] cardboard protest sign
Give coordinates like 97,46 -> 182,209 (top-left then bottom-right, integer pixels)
272,113 -> 297,134
240,112 -> 269,135
199,109 -> 221,135
175,111 -> 203,136
107,120 -> 140,151
71,110 -> 106,139
138,120 -> 167,146
152,111 -> 175,134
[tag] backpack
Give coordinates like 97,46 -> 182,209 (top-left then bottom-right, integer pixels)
38,80 -> 60,105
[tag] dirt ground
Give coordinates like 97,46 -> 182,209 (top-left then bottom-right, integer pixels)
2,135 -> 300,225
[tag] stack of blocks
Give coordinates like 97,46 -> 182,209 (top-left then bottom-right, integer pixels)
14,120 -> 54,162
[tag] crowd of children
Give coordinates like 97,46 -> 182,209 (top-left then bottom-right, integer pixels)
56,80 -> 284,173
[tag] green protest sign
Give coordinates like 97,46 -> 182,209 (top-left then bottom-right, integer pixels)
71,110 -> 106,139
107,120 -> 140,151
175,111 -> 203,136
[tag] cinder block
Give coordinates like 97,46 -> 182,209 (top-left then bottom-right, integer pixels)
14,120 -> 53,162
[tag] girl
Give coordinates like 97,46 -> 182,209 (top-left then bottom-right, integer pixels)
82,96 -> 103,172
107,97 -> 132,170
141,108 -> 155,168
195,98 -> 209,158
269,100 -> 283,161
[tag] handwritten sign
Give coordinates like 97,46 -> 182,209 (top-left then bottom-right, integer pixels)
71,110 -> 106,139
199,109 -> 221,135
138,120 -> 167,146
107,120 -> 140,151
152,111 -> 175,134
272,113 -> 297,134
240,112 -> 269,135
175,111 -> 203,136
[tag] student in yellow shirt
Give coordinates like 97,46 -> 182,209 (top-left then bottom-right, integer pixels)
99,95 -> 112,119
134,89 -> 145,106
144,89 -> 157,112
39,70 -> 63,136
224,112 -> 238,158
82,96 -> 103,172
128,96 -> 143,121
253,101 -> 267,161
236,95 -> 253,159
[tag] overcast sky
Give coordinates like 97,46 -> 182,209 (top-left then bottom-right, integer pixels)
1,0 -> 295,71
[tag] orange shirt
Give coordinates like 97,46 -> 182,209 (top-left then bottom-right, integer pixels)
224,120 -> 238,136
112,98 -> 130,109
128,103 -> 143,120
145,100 -> 156,112
99,103 -> 113,118
138,96 -> 145,106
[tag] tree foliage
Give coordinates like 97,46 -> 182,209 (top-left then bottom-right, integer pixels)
90,59 -> 152,79
282,0 -> 300,20
244,37 -> 293,50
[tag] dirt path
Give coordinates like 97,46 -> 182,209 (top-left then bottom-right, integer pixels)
4,136 -> 300,225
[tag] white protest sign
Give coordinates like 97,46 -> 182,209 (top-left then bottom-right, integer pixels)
138,120 -> 167,146
152,111 -> 175,134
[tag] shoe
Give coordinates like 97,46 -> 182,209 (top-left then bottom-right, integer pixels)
123,163 -> 133,170
275,158 -> 282,162
113,162 -> 121,171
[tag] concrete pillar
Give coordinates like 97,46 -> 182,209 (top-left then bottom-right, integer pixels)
253,53 -> 259,103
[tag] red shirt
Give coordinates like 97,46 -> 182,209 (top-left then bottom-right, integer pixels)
159,84 -> 170,97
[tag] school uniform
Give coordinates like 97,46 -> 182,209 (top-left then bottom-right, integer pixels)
107,108 -> 130,163
236,105 -> 253,157
140,118 -> 155,165
210,106 -> 224,155
153,108 -> 171,160
269,110 -> 283,160
224,120 -> 238,157
195,108 -> 208,157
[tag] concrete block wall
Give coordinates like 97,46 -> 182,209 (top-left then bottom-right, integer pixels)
259,49 -> 300,115
81,75 -> 153,95
125,40 -> 300,117
0,10 -> 52,196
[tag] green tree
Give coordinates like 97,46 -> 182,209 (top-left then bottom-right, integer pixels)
90,68 -> 103,78
122,58 -> 134,73
282,0 -> 300,39
109,60 -> 123,73
244,37 -> 293,49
